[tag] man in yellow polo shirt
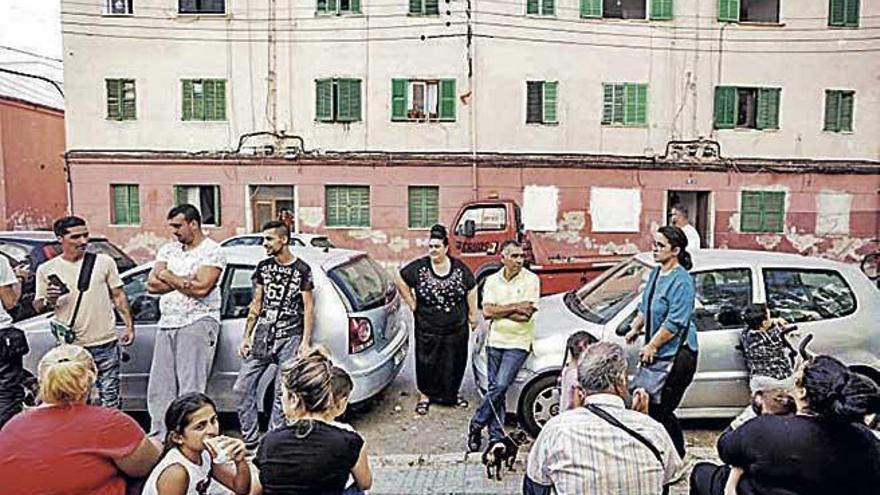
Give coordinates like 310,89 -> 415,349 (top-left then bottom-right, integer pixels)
468,240 -> 540,452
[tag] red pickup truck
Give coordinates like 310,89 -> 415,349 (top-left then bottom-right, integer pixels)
447,198 -> 623,295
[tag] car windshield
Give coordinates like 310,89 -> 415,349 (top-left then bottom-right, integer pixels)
87,240 -> 137,271
222,236 -> 263,247
567,258 -> 652,324
328,256 -> 392,312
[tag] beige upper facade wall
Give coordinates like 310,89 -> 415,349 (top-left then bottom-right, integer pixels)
62,0 -> 880,160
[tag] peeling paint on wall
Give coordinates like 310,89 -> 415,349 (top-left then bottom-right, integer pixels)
815,191 -> 852,236
825,237 -> 870,262
540,211 -> 585,244
7,209 -> 52,231
597,240 -> 640,255
298,207 -> 323,228
348,229 -> 388,245
387,236 -> 411,253
522,185 -> 559,232
123,232 -> 170,262
755,234 -> 782,250
784,227 -> 822,255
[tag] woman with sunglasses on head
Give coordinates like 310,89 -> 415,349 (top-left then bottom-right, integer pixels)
625,226 -> 699,459
395,224 -> 478,415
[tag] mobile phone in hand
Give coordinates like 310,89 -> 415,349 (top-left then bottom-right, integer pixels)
47,274 -> 70,295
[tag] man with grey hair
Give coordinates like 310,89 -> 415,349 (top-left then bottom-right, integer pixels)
524,342 -> 681,495
671,204 -> 701,250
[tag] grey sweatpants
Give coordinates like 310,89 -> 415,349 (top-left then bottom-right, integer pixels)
147,317 -> 219,437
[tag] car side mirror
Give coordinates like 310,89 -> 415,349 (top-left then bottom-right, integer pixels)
462,219 -> 476,238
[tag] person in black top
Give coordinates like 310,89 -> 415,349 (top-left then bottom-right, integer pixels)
395,224 -> 478,415
233,221 -> 315,453
689,354 -> 880,495
253,349 -> 372,495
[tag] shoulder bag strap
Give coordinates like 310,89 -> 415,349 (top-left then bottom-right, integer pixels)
585,403 -> 666,469
68,252 -> 97,329
643,268 -> 660,345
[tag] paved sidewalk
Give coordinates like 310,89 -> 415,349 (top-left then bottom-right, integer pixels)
369,446 -> 719,494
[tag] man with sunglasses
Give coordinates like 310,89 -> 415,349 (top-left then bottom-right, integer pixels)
468,240 -> 540,452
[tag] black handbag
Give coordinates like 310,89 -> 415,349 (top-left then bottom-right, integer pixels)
629,268 -> 687,404
0,327 -> 28,361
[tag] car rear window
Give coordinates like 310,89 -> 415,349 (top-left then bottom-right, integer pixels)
309,237 -> 333,248
328,256 -> 393,312
763,268 -> 856,323
88,240 -> 137,271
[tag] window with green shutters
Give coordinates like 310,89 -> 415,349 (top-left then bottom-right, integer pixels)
106,79 -> 136,120
325,186 -> 370,228
580,0 -> 601,17
829,0 -> 859,27
182,79 -> 226,121
408,186 -> 439,229
824,90 -> 855,132
718,0 -> 779,23
111,185 -> 140,225
316,0 -> 360,14
174,185 -> 221,226
526,81 -> 558,124
714,86 -> 780,130
527,0 -> 556,16
315,79 -> 362,123
740,191 -> 785,233
650,0 -> 673,20
601,83 -> 647,126
391,79 -> 456,122
409,0 -> 439,15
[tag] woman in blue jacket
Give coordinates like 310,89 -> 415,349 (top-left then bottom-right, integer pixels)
625,225 -> 699,458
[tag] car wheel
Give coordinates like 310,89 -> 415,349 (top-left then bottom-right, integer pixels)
519,374 -> 560,438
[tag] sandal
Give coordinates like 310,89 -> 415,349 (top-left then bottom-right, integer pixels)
455,397 -> 469,408
415,400 -> 430,415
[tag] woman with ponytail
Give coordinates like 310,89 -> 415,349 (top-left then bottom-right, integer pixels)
252,349 -> 372,495
0,345 -> 161,495
625,225 -> 699,459
690,355 -> 880,495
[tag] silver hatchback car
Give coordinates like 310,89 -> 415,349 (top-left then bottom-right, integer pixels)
19,245 -> 410,412
473,250 -> 880,437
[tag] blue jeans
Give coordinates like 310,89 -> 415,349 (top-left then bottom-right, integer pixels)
471,346 -> 529,442
233,334 -> 301,447
85,340 -> 121,408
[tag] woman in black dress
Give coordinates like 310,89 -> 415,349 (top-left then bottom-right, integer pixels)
396,224 -> 477,415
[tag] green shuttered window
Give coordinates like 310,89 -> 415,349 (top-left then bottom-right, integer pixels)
824,90 -> 854,132
106,79 -> 136,120
526,81 -> 558,124
527,0 -> 555,16
391,79 -> 456,122
408,186 -> 439,229
316,79 -> 362,123
316,0 -> 360,14
580,0 -> 601,17
714,86 -> 780,130
326,186 -> 370,228
410,0 -> 439,15
601,83 -> 647,126
181,79 -> 226,121
112,185 -> 140,225
829,0 -> 859,27
717,0 -> 740,22
740,191 -> 785,233
650,0 -> 673,20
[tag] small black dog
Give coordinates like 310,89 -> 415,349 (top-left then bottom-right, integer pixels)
481,430 -> 528,481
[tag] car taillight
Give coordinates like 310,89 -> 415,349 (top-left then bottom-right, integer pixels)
348,317 -> 374,354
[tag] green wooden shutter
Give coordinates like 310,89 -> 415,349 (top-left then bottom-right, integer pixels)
713,86 -> 736,129
349,79 -> 362,122
757,87 -> 780,130
845,0 -> 860,26
527,0 -> 539,14
409,186 -> 439,228
425,0 -> 439,14
113,186 -> 128,225
214,80 -> 226,120
351,186 -> 370,227
823,91 -> 840,132
203,80 -> 215,120
543,81 -> 558,124
718,0 -> 739,22
839,92 -> 854,132
439,79 -> 456,121
829,0 -> 846,25
328,0 -> 337,13
762,192 -> 785,232
325,187 -> 339,226
182,80 -> 193,121
740,191 -> 763,232
121,81 -> 136,120
391,79 -> 408,120
601,84 -> 614,124
174,186 -> 188,206
634,84 -> 647,125
193,81 -> 205,120
623,83 -> 646,126
106,80 -> 121,120
409,0 -> 421,14
316,0 -> 327,13
337,79 -> 352,122
315,79 -> 333,121
580,0 -> 601,18
541,0 -> 555,15
650,0 -> 673,20
129,186 -> 140,224
351,0 -> 360,13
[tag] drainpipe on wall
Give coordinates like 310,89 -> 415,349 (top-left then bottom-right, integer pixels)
63,152 -> 73,215
467,0 -> 478,200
